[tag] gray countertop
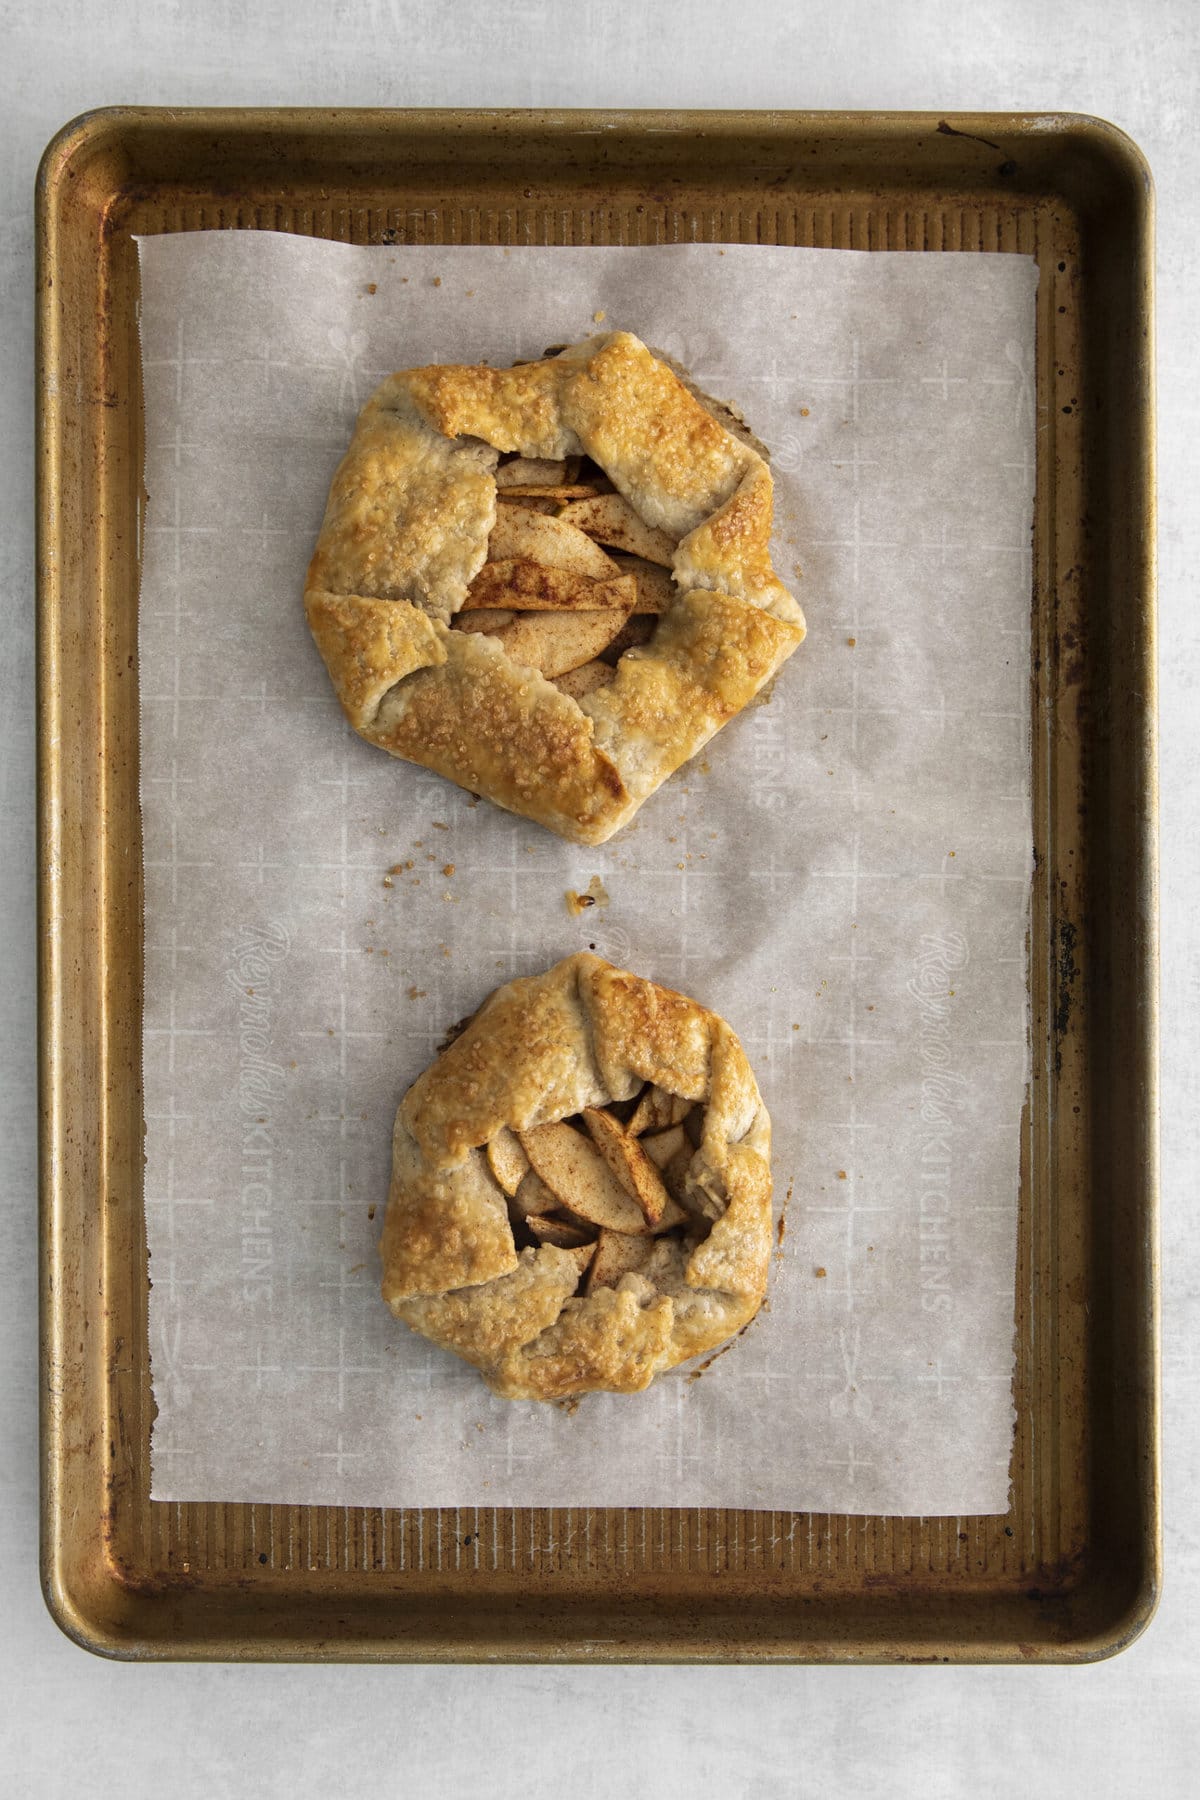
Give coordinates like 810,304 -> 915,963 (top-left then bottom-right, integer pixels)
2,2 -> 1194,1792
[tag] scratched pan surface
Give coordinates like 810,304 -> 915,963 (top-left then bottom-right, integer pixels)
36,109 -> 1158,1662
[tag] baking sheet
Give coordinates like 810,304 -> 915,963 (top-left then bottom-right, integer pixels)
136,233 -> 1036,1514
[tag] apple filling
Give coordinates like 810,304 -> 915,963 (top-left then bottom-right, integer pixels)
484,1086 -> 724,1300
450,453 -> 676,694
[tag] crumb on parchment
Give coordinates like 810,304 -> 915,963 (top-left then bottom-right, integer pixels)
565,874 -> 610,917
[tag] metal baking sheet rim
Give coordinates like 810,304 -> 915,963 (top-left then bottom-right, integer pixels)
36,107 -> 1160,1664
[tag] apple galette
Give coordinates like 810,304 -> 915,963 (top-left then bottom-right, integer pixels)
306,332 -> 805,845
379,952 -> 774,1400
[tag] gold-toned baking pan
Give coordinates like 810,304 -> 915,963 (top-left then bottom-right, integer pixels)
37,108 -> 1158,1662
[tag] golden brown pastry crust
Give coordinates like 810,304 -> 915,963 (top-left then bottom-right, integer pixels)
379,953 -> 773,1401
306,333 -> 804,844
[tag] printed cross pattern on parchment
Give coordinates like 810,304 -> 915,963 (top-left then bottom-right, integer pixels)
136,238 -> 1035,1515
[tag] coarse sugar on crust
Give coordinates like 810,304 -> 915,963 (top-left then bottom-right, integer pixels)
306,331 -> 805,843
379,953 -> 774,1401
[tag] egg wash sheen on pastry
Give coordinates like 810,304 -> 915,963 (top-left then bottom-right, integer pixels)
305,332 -> 806,844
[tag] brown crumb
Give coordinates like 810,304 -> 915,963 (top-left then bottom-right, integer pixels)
407,986 -> 426,1000
565,874 -> 610,917
593,309 -> 607,323
836,1170 -> 847,1180
432,276 -> 442,287
432,820 -> 449,830
367,1205 -> 376,1221
442,863 -> 455,877
847,636 -> 857,647
365,282 -> 377,295
382,876 -> 394,888
815,1266 -> 827,1279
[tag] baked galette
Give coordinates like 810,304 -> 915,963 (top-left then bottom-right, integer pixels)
379,952 -> 774,1400
306,332 -> 805,844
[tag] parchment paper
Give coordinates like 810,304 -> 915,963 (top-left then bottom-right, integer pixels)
137,234 -> 1035,1513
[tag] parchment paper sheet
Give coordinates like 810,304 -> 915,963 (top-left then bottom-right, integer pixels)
137,234 -> 1035,1512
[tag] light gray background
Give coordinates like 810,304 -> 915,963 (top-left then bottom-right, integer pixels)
1,3 -> 1193,1795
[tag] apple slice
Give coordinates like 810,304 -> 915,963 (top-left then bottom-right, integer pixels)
511,1168 -> 561,1220
498,482 -> 613,500
640,1123 -> 686,1170
486,1126 -> 530,1197
656,1145 -> 721,1225
517,1121 -> 651,1235
526,1214 -> 596,1250
556,494 -> 678,565
453,607 -> 515,635
582,1106 -> 672,1226
551,659 -> 615,701
660,1145 -> 719,1226
562,1241 -> 598,1281
497,492 -> 558,514
463,560 -> 635,612
610,555 -> 676,613
495,457 -> 572,489
585,1229 -> 656,1295
650,1193 -> 689,1234
494,610 -> 629,678
602,614 -> 656,658
627,1085 -> 694,1136
685,1161 -> 729,1223
660,1140 -> 692,1202
488,505 -> 619,578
